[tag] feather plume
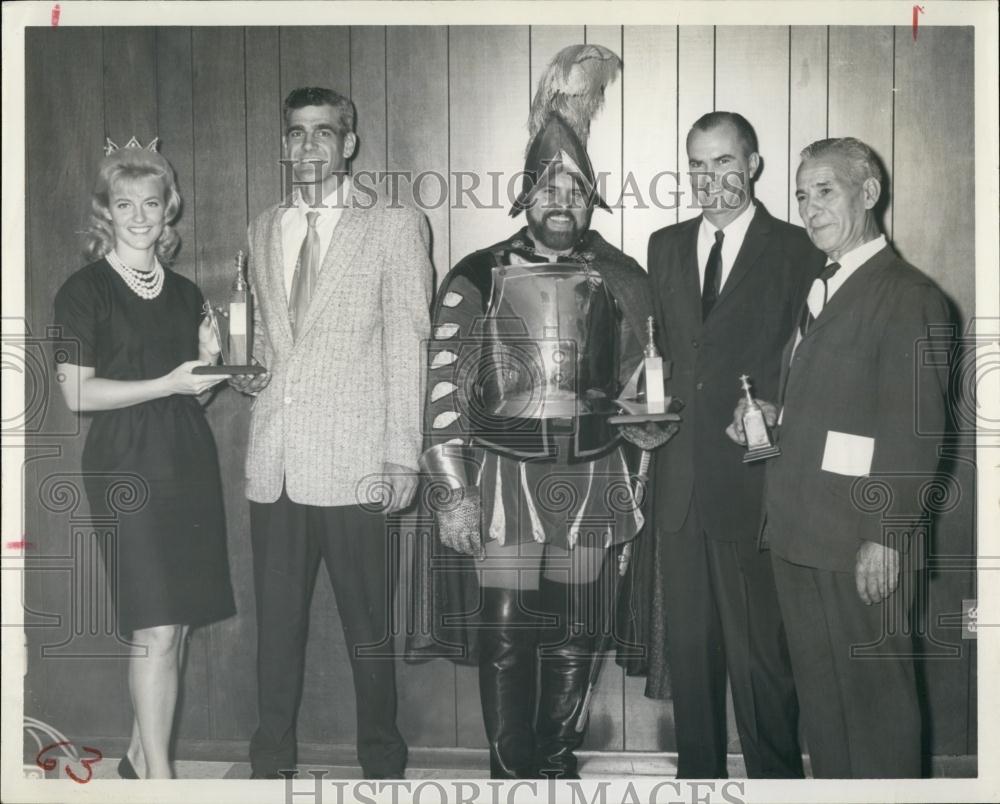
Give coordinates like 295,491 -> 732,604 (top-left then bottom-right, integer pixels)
527,44 -> 622,146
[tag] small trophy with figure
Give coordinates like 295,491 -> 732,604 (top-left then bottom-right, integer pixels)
194,250 -> 265,375
610,316 -> 680,424
739,374 -> 780,462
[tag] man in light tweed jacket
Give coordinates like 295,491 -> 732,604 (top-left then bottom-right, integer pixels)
232,87 -> 432,779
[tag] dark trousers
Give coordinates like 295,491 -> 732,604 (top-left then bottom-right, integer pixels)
249,490 -> 406,778
659,501 -> 803,778
771,554 -> 921,778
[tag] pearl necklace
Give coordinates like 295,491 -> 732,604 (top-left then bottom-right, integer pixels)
105,250 -> 165,300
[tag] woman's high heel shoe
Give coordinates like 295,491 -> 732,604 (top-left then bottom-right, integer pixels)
117,755 -> 139,779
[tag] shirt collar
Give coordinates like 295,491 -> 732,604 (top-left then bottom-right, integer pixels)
293,175 -> 353,216
829,233 -> 886,274
700,200 -> 756,244
823,234 -> 887,299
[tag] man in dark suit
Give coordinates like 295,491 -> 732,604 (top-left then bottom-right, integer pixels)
729,137 -> 950,777
645,112 -> 824,778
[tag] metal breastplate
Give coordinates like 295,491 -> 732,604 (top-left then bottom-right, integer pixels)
469,260 -> 621,461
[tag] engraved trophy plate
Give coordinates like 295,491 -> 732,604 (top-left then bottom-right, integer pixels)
740,373 -> 780,462
194,250 -> 265,375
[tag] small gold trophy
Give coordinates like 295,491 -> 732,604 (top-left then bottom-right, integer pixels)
610,316 -> 681,424
194,250 -> 265,375
739,374 -> 780,462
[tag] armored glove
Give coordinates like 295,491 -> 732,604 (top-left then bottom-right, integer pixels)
620,420 -> 680,450
437,486 -> 485,558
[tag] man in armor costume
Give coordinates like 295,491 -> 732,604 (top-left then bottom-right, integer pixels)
419,45 -> 675,779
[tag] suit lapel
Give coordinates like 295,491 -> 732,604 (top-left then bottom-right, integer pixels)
295,187 -> 370,341
802,245 -> 895,339
263,203 -> 294,349
710,205 -> 770,318
675,217 -> 703,335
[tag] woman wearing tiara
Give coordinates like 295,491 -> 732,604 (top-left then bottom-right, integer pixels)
53,139 -> 235,779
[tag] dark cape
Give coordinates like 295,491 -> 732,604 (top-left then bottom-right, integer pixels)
404,227 -> 658,669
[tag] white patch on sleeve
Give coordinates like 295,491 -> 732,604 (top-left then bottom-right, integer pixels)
432,410 -> 460,429
431,350 -> 457,369
431,381 -> 458,402
521,462 -> 547,544
434,323 -> 460,340
442,291 -> 463,308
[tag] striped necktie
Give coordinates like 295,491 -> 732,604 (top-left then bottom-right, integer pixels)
288,210 -> 320,339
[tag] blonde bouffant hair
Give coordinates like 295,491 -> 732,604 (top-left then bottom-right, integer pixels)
84,146 -> 182,264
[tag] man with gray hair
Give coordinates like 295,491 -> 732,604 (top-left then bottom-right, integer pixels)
728,137 -> 951,776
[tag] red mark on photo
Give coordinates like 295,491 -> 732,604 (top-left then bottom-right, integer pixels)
36,741 -> 103,783
6,540 -> 34,551
912,5 -> 925,40
51,4 -> 61,26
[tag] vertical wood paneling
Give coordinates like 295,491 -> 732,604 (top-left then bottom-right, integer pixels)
714,26 -> 790,221
893,24 -> 976,756
676,27 -> 715,222
449,26 -> 530,265
102,28 -> 157,145
24,26 -> 116,743
828,27 -> 894,236
155,29 -> 197,284
893,26 -> 974,312
245,27 -> 281,222
622,26 -> 677,270
350,26 -> 388,178
278,27 -> 351,101
788,27 -> 828,222
188,27 -> 256,742
387,26 -> 450,283
586,26 -> 625,254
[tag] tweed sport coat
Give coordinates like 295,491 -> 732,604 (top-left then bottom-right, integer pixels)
244,187 -> 433,506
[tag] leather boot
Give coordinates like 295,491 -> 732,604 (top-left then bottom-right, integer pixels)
478,586 -> 541,779
534,578 -> 602,779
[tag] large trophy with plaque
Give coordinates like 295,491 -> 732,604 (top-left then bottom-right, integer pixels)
194,250 -> 265,375
609,315 -> 681,426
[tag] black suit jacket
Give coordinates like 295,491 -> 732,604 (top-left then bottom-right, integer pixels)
764,245 -> 951,571
648,204 -> 824,540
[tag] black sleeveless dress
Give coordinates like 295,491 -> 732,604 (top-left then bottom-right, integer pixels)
54,259 -> 236,633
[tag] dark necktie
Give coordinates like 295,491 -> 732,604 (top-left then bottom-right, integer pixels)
702,229 -> 724,320
799,260 -> 842,337
288,210 -> 320,339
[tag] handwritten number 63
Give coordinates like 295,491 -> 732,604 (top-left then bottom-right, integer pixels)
35,741 -> 103,783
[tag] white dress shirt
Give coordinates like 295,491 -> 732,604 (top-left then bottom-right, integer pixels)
280,176 -> 352,301
696,201 -> 757,294
780,234 -> 889,427
823,233 -> 887,302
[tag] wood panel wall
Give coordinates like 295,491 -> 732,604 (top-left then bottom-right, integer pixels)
24,24 -> 976,759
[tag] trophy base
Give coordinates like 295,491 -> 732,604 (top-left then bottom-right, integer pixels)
192,364 -> 265,375
608,412 -> 682,425
743,444 -> 781,463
